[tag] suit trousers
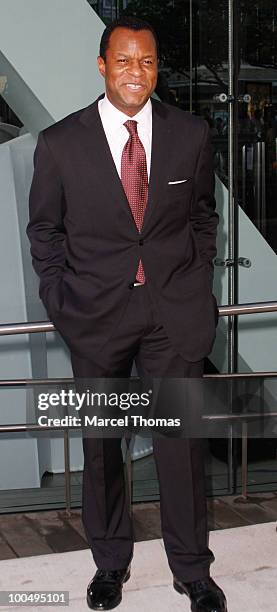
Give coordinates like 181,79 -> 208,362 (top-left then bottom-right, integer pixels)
70,283 -> 215,582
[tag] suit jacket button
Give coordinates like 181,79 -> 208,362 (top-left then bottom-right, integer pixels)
128,283 -> 134,289
139,239 -> 144,246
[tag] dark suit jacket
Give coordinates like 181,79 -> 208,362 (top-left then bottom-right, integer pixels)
27,95 -> 219,362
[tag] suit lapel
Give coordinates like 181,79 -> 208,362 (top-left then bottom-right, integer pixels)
79,95 -> 171,233
79,95 -> 137,228
142,98 -> 171,231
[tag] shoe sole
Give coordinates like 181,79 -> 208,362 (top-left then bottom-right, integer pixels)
86,570 -> 131,610
173,580 -> 186,595
173,580 -> 228,612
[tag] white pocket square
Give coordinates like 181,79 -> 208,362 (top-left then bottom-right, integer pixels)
168,179 -> 189,185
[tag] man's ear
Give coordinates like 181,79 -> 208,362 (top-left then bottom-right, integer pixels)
97,56 -> 106,78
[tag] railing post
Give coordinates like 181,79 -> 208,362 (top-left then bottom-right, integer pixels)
63,428 -> 71,516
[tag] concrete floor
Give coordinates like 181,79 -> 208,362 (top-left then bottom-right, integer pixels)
0,521 -> 277,611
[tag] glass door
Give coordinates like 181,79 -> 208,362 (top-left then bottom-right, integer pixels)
235,1 -> 277,493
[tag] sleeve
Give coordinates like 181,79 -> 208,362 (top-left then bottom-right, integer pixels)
190,120 -> 219,289
26,131 -> 66,307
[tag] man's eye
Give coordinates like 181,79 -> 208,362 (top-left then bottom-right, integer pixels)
144,60 -> 153,65
118,59 -> 127,63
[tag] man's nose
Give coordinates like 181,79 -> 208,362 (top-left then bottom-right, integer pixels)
127,59 -> 143,76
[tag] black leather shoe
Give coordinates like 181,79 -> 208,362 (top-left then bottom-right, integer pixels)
86,565 -> 131,610
173,576 -> 227,612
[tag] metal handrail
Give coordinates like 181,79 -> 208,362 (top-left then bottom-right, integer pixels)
0,300 -> 277,336
0,371 -> 277,387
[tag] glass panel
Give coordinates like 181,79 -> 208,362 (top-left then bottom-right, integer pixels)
196,1 -> 229,184
235,2 -> 277,491
237,2 -> 277,245
236,1 -> 277,373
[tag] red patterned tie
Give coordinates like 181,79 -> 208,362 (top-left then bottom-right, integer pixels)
121,120 -> 148,284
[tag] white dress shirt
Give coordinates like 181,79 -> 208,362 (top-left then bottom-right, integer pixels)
98,94 -> 152,179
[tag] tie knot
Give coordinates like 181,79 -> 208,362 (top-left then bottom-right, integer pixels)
124,120 -> 138,136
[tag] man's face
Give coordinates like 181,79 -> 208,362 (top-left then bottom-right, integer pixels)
97,27 -> 158,116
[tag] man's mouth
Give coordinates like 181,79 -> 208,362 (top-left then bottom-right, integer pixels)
125,83 -> 144,91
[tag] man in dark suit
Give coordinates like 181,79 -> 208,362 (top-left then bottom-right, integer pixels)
27,15 -> 227,612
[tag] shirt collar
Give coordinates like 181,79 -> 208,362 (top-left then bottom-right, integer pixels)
100,94 -> 152,133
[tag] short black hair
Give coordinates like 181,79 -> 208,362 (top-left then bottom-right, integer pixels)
99,15 -> 159,61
